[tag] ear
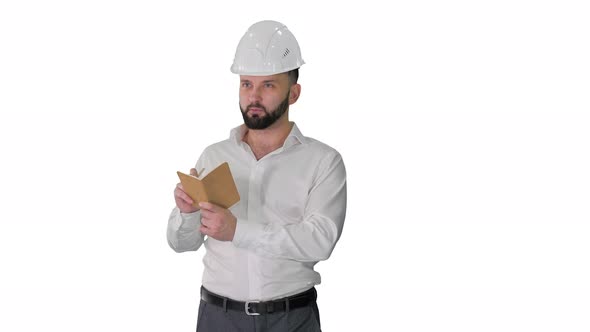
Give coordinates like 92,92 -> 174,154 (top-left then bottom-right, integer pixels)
288,83 -> 301,105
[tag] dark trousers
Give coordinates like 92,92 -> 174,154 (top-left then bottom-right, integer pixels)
196,292 -> 321,332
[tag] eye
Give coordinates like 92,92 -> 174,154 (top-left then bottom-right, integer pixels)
264,83 -> 274,88
241,82 -> 251,88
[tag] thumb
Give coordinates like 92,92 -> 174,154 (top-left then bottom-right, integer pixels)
198,201 -> 217,212
190,167 -> 198,177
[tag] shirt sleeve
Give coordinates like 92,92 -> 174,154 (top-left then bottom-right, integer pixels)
166,151 -> 209,253
232,152 -> 347,262
167,207 -> 205,252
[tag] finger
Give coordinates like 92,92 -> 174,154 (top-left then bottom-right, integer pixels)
200,217 -> 211,228
198,202 -> 217,211
200,209 -> 211,219
190,167 -> 198,177
175,188 -> 194,204
182,195 -> 194,205
199,225 -> 210,236
174,185 -> 193,203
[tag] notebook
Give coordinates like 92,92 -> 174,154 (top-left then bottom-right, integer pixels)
176,162 -> 240,209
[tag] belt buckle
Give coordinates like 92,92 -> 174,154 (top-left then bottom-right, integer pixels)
245,301 -> 260,316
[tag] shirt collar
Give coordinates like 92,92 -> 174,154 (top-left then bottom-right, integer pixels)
230,122 -> 305,149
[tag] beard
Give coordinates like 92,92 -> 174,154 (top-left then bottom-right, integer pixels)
240,92 -> 290,130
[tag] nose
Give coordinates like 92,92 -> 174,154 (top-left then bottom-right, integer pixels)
248,86 -> 262,104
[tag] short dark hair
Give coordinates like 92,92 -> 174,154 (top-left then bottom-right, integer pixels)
286,68 -> 299,85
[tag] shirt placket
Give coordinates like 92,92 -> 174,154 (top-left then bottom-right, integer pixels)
246,153 -> 265,300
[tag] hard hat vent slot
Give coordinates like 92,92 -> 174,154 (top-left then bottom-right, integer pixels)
283,48 -> 290,58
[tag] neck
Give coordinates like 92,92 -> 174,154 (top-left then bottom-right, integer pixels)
243,117 -> 293,159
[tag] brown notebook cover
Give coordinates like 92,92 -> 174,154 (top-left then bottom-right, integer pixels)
177,162 -> 240,209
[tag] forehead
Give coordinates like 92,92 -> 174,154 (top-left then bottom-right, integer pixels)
239,73 -> 288,83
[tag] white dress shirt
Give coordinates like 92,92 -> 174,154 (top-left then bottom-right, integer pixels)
167,122 -> 347,301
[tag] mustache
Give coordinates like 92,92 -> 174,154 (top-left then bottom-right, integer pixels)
245,103 -> 267,113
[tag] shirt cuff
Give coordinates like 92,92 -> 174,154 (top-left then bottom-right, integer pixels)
232,218 -> 266,248
180,210 -> 201,229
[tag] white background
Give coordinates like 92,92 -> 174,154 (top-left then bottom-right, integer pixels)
1,1 -> 589,331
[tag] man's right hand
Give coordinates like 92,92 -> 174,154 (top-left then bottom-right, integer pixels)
174,168 -> 200,213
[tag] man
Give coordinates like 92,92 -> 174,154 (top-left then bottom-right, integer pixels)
167,20 -> 347,332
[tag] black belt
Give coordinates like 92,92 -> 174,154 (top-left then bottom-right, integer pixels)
200,286 -> 317,316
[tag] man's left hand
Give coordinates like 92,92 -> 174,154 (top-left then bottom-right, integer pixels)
199,202 -> 237,241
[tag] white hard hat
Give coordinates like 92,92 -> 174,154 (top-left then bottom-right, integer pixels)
230,20 -> 305,76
